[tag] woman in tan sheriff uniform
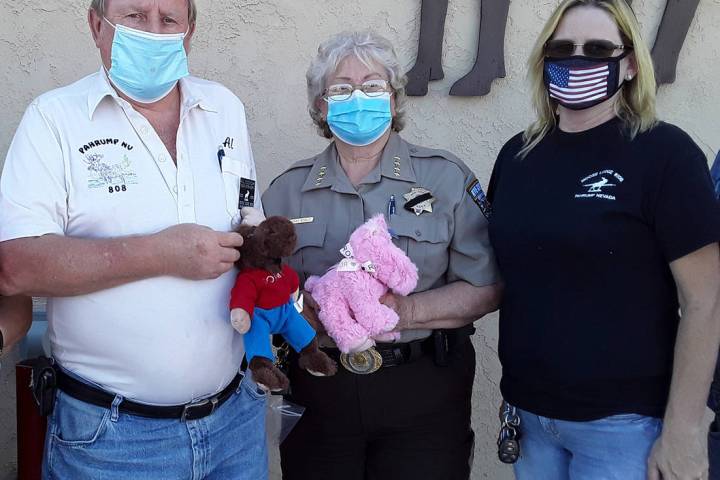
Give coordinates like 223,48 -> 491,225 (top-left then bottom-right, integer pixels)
262,31 -> 501,480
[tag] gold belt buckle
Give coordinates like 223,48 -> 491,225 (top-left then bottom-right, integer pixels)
339,347 -> 383,374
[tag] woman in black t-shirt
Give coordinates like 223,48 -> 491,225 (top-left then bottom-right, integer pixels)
488,1 -> 720,479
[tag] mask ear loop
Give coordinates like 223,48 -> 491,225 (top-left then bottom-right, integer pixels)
620,49 -> 635,86
100,17 -> 116,81
103,16 -> 117,30
614,48 -> 633,90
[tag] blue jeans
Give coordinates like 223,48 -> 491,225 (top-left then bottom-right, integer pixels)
514,408 -> 662,480
42,372 -> 268,480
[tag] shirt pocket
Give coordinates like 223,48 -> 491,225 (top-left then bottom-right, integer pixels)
221,156 -> 252,224
290,222 -> 328,281
389,215 -> 451,290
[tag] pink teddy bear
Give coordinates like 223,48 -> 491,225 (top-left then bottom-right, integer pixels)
305,214 -> 419,353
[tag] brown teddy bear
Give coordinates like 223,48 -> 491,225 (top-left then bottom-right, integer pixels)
229,216 -> 336,391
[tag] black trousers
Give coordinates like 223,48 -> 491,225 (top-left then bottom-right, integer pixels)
711,415 -> 720,480
280,337 -> 476,480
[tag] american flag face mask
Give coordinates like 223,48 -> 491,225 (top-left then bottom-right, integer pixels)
543,52 -> 629,111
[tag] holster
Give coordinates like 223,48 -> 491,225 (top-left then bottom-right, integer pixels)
23,356 -> 57,417
433,324 -> 475,367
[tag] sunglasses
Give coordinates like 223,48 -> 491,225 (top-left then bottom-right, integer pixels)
544,39 -> 632,59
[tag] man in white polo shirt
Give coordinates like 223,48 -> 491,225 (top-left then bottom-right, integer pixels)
0,1 -> 269,478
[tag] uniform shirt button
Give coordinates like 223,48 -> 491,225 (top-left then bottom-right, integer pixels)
415,230 -> 422,237
158,154 -> 166,163
173,185 -> 178,194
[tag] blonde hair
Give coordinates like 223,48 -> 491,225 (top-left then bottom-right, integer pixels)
519,0 -> 657,157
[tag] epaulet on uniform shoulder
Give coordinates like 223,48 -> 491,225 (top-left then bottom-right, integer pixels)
284,156 -> 316,173
407,142 -> 472,177
268,156 -> 316,187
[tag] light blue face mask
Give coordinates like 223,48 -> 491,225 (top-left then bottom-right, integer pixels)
326,91 -> 393,146
104,18 -> 190,103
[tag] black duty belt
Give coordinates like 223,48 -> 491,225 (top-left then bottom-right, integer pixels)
322,337 -> 433,374
322,325 -> 476,374
56,369 -> 241,421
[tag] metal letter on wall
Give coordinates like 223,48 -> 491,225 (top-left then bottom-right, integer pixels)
635,0 -> 701,85
406,0 -> 700,97
406,0 -> 510,97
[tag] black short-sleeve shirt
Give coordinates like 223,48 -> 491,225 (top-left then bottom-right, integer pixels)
488,118 -> 720,421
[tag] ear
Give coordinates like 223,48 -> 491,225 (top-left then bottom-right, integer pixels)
88,8 -> 103,47
183,22 -> 196,54
317,97 -> 328,121
625,52 -> 638,81
236,224 -> 256,242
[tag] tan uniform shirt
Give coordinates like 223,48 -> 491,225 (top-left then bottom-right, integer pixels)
262,133 -> 499,342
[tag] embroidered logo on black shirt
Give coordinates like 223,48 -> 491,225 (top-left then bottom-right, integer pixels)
575,170 -> 624,201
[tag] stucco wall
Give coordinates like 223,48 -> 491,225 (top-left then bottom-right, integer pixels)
1,0 -> 718,479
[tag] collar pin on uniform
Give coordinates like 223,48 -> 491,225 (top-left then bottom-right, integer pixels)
315,165 -> 327,185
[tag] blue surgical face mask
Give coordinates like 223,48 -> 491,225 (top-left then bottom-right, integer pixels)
326,91 -> 393,146
104,17 -> 190,103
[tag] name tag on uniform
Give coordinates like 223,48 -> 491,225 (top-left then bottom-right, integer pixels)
290,217 -> 314,225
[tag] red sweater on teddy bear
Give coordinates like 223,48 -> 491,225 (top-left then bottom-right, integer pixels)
229,264 -> 299,316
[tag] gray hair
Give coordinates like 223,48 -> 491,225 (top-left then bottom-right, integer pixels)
90,0 -> 197,25
307,31 -> 407,139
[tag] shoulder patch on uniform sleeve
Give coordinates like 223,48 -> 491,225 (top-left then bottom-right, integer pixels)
466,178 -> 492,219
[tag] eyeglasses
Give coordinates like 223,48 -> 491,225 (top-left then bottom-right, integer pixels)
544,39 -> 632,59
322,79 -> 392,102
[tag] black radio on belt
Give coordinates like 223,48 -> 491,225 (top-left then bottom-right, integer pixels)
433,330 -> 450,367
432,325 -> 475,367
26,356 -> 58,417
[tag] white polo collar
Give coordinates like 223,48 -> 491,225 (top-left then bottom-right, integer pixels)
86,67 -> 218,119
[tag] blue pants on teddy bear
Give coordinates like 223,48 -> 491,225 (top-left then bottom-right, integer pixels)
244,300 -> 316,362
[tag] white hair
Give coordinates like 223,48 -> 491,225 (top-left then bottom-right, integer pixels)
89,0 -> 197,24
307,31 -> 407,138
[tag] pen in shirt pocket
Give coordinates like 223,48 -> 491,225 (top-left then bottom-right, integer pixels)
387,195 -> 399,239
217,146 -> 225,170
387,194 -> 396,217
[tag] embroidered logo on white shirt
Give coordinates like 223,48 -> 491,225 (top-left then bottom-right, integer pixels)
83,152 -> 139,192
